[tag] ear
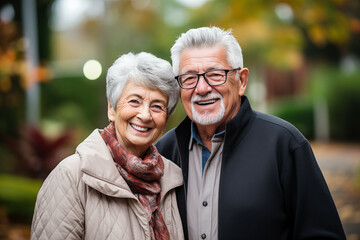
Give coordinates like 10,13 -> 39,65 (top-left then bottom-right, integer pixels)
107,99 -> 116,122
238,68 -> 249,96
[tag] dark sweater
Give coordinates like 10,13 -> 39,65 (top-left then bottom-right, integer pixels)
156,96 -> 345,240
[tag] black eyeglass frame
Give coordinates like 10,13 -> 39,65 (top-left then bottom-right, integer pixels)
175,67 -> 241,89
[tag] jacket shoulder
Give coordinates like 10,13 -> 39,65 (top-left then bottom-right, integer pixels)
157,128 -> 177,144
254,111 -> 307,145
49,154 -> 82,185
156,128 -> 177,151
58,154 -> 81,171
156,128 -> 181,166
31,153 -> 85,239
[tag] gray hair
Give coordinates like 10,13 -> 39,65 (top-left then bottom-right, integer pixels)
171,26 -> 244,75
106,52 -> 179,116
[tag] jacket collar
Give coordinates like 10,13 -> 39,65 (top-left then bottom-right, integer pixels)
160,156 -> 184,201
77,129 -> 183,199
224,95 -> 254,146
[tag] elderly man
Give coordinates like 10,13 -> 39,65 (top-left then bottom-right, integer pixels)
156,26 -> 345,240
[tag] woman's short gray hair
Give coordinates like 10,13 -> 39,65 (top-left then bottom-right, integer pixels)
106,52 -> 179,116
171,26 -> 243,75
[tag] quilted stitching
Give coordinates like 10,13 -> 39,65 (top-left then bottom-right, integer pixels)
31,157 -> 148,240
31,165 -> 84,239
84,191 -> 130,239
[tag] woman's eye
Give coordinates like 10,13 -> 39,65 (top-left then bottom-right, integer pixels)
152,105 -> 165,111
129,99 -> 139,104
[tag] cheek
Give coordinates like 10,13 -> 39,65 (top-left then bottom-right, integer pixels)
223,88 -> 240,108
115,111 -> 127,122
114,110 -> 136,128
155,114 -> 168,128
180,92 -> 192,107
115,114 -> 129,128
118,106 -> 137,119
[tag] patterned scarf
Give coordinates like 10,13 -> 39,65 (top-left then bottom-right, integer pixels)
101,123 -> 170,240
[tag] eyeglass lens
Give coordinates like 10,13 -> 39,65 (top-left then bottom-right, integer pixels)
180,70 -> 227,88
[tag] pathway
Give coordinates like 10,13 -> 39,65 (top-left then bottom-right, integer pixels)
313,142 -> 360,240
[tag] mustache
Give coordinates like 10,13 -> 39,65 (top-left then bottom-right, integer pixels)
191,93 -> 222,103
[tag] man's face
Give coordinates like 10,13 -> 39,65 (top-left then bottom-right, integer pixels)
178,45 -> 247,129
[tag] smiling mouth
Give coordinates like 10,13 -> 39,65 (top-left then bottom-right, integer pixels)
196,99 -> 218,105
130,123 -> 150,132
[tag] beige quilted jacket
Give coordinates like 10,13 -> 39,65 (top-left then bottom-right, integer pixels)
31,129 -> 184,240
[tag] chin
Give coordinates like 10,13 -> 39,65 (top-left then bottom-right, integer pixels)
192,114 -> 223,125
192,109 -> 225,125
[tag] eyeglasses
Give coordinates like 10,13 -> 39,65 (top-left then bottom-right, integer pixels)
175,67 -> 241,89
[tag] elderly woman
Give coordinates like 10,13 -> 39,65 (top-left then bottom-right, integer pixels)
31,52 -> 184,240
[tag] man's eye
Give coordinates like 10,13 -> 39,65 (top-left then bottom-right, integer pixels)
183,76 -> 196,81
208,73 -> 221,77
207,72 -> 224,78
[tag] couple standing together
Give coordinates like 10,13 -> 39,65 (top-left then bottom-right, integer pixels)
31,26 -> 346,240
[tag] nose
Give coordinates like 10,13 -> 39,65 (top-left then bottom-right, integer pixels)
194,75 -> 212,95
137,105 -> 152,121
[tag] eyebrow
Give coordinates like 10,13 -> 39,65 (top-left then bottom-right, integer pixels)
151,99 -> 167,106
127,93 -> 143,99
127,94 -> 167,105
181,66 -> 224,74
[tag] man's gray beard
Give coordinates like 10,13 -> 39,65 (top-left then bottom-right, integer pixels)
191,93 -> 225,125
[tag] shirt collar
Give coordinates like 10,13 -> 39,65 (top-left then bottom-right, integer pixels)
188,121 -> 226,150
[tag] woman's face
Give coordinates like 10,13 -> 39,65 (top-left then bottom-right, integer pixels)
108,81 -> 168,157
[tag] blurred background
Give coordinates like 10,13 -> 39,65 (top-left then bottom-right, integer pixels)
0,0 -> 359,239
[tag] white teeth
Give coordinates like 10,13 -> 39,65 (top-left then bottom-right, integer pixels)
130,124 -> 149,132
197,99 -> 216,105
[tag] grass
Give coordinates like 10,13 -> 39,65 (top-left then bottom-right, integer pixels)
0,174 -> 43,223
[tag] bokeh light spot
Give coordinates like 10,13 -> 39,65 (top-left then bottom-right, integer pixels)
83,59 -> 102,80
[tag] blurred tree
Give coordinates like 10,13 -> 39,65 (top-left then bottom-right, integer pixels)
0,1 -> 25,140
205,0 -> 359,69
0,0 -> 54,139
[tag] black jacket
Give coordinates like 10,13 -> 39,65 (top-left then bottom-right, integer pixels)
156,96 -> 345,240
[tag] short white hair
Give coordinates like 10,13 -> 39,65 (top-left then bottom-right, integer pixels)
106,52 -> 179,116
171,26 -> 244,75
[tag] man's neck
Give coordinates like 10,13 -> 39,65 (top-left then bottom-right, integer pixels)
196,123 -> 225,151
